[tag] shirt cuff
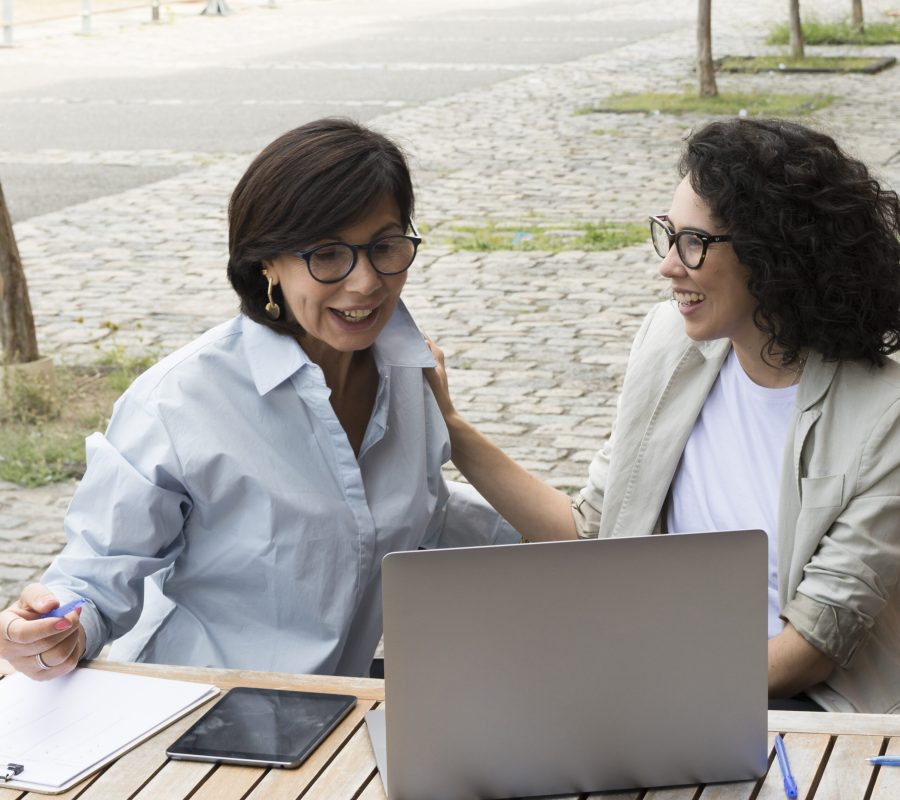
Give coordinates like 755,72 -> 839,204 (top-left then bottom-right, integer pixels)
44,586 -> 105,662
571,495 -> 601,539
781,591 -> 868,669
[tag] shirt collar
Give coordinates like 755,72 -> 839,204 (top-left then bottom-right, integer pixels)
241,300 -> 435,396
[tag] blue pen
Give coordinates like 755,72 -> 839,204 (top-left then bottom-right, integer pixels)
40,598 -> 88,619
868,755 -> 900,767
774,735 -> 798,799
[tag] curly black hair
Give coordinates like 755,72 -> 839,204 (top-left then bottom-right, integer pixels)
680,118 -> 900,366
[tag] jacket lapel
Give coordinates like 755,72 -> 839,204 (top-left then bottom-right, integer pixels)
777,353 -> 837,599
607,338 -> 731,537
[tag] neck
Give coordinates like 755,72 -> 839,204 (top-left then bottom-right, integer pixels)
731,336 -> 805,389
300,336 -> 364,398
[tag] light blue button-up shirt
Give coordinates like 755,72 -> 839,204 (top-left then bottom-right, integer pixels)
43,303 -> 516,676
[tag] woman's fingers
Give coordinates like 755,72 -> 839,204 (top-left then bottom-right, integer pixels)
0,612 -> 77,649
3,619 -> 84,681
19,583 -> 63,617
0,583 -> 86,681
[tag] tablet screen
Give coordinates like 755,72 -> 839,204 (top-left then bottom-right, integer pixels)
166,687 -> 356,768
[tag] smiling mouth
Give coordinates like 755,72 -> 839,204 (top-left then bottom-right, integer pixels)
332,307 -> 376,322
673,291 -> 706,306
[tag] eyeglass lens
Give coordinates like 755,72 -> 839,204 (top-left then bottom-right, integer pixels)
309,236 -> 417,282
649,218 -> 705,269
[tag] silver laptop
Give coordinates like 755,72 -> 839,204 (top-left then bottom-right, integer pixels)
366,530 -> 768,800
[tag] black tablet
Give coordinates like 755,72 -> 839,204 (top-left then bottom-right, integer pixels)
166,687 -> 357,768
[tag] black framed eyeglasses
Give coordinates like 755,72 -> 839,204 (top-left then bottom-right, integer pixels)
649,214 -> 732,269
293,222 -> 422,284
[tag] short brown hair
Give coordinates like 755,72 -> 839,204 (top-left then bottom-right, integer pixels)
227,118 -> 415,336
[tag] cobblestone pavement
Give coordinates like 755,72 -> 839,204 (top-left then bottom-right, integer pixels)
1,0 -> 899,607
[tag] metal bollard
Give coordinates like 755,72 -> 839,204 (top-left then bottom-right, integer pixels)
81,0 -> 91,34
152,0 -> 160,21
2,0 -> 12,47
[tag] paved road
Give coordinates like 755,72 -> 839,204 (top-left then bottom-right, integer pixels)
0,0 -> 898,609
1,0 -> 672,221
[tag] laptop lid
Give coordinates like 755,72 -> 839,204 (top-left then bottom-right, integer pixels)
378,530 -> 768,800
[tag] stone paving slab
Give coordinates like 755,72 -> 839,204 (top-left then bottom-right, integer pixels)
1,0 -> 898,605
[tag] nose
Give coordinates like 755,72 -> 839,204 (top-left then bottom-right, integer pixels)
344,250 -> 383,295
657,244 -> 687,280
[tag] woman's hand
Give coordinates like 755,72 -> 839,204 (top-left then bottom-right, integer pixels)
423,335 -> 458,423
0,584 -> 85,681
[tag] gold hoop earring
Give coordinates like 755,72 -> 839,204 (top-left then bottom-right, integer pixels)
262,269 -> 281,320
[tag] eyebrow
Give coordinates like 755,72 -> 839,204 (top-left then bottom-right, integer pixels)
663,214 -> 713,236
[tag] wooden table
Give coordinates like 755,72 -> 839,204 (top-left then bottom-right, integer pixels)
3,661 -> 900,799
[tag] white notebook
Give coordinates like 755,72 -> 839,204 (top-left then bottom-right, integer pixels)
0,668 -> 219,794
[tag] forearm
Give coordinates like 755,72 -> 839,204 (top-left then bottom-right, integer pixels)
445,412 -> 577,541
768,622 -> 835,698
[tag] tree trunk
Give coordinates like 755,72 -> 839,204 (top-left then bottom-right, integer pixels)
851,0 -> 864,33
201,0 -> 232,15
788,0 -> 804,59
697,0 -> 718,97
0,181 -> 39,364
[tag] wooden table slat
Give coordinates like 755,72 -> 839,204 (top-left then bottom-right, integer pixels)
243,699 -> 375,800
302,716 -> 381,799
187,764 -> 262,800
870,735 -> 900,800
813,733 -> 881,800
131,758 -> 215,800
755,732 -> 830,800
82,659 -> 385,701
769,710 -> 900,737
697,781 -> 758,800
72,699 -> 214,799
642,786 -> 700,799
356,773 -> 388,800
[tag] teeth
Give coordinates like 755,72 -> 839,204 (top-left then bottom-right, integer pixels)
673,291 -> 706,304
336,308 -> 373,320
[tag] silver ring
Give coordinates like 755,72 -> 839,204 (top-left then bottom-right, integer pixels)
35,652 -> 52,671
1,615 -> 16,643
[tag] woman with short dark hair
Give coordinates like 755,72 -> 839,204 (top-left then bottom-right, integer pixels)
0,118 -> 517,681
426,118 -> 900,713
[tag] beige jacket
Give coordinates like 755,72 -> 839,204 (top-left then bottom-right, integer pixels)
573,302 -> 900,713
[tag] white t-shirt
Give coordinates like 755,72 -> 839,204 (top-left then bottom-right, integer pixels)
667,349 -> 797,637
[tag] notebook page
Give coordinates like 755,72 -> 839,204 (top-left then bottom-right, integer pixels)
0,668 -> 217,790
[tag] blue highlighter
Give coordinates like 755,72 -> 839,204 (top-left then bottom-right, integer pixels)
40,598 -> 89,619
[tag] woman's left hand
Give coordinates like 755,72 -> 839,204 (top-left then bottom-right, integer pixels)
423,334 -> 458,423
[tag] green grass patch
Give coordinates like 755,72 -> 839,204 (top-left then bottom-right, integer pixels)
439,221 -> 646,252
768,19 -> 900,45
0,352 -> 155,487
719,54 -> 894,73
579,91 -> 833,117
96,348 -> 157,393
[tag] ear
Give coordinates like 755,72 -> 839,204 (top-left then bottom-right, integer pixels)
261,262 -> 280,285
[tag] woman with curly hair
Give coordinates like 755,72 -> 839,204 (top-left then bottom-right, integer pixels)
426,117 -> 900,713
